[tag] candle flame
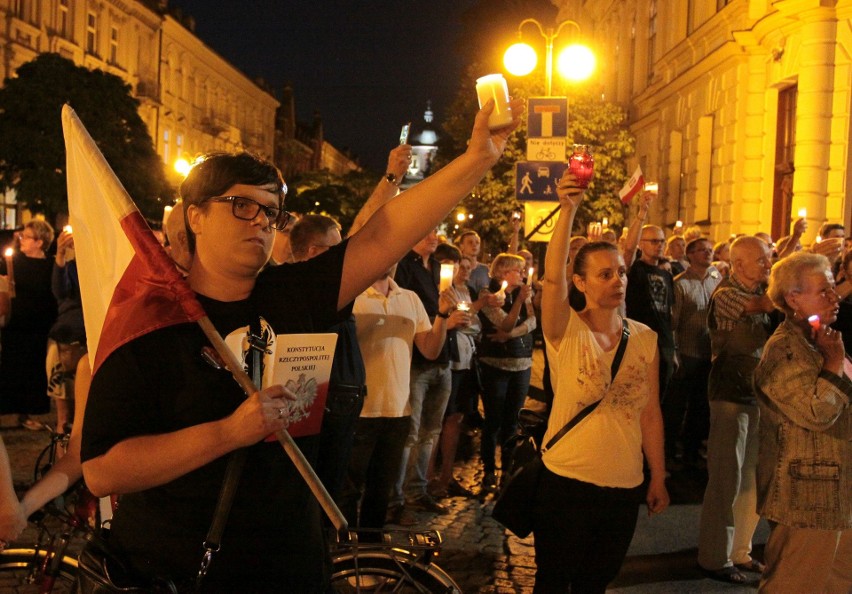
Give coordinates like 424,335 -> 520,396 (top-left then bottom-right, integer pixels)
3,248 -> 12,258
808,314 -> 820,330
798,208 -> 807,218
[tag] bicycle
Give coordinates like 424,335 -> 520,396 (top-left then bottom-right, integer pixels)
0,428 -> 462,593
329,528 -> 461,593
0,429 -> 96,593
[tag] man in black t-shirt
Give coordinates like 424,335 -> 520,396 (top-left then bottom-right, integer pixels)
625,224 -> 676,396
80,101 -> 523,591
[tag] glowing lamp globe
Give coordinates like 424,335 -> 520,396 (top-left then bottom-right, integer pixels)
504,43 -> 537,76
174,158 -> 192,177
557,44 -> 596,82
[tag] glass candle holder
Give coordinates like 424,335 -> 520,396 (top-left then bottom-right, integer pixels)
568,145 -> 595,189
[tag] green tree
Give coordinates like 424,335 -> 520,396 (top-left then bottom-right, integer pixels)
286,168 -> 379,232
0,53 -> 173,223
440,64 -> 635,253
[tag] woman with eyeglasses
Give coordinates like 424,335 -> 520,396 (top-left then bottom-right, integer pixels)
0,220 -> 57,430
80,101 -> 523,591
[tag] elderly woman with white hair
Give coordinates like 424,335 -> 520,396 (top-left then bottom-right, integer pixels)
754,251 -> 852,593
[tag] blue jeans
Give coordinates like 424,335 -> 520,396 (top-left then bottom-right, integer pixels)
392,363 -> 451,504
479,362 -> 531,475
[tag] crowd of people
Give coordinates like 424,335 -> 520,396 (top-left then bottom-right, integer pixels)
0,94 -> 848,593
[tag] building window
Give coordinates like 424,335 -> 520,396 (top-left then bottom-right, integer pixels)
163,129 -> 170,164
687,0 -> 694,35
86,12 -> 97,54
176,133 -> 184,160
109,26 -> 119,64
57,0 -> 70,38
647,0 -> 657,83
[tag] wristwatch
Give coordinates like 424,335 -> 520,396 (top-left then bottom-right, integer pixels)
385,172 -> 401,186
436,310 -> 450,319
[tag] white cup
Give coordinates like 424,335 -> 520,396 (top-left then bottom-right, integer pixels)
476,74 -> 513,130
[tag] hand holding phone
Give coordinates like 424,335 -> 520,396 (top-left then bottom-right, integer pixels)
399,123 -> 411,145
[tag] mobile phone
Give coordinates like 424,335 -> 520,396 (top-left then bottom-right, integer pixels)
512,211 -> 522,221
399,122 -> 411,145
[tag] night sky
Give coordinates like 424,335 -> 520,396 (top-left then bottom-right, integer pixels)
168,0 -> 478,172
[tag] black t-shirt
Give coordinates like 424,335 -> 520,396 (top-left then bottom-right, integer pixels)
626,259 -> 675,351
81,240 -> 351,591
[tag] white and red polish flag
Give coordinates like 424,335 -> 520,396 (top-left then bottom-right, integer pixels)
62,105 -> 205,375
618,165 -> 645,205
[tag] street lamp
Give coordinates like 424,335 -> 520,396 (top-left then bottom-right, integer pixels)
503,18 -> 596,96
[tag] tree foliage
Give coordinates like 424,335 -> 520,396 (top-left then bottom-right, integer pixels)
439,63 -> 635,253
0,53 -> 173,223
433,0 -> 635,254
286,168 -> 379,233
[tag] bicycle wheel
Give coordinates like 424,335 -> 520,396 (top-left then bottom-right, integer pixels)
0,548 -> 78,593
330,550 -> 460,593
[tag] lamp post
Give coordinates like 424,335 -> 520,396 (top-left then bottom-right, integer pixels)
504,18 -> 595,96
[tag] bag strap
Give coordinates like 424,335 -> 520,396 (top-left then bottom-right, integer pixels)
544,318 -> 630,451
196,319 -> 267,588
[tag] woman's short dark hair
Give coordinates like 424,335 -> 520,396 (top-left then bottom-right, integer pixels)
569,241 -> 620,311
179,152 -> 286,253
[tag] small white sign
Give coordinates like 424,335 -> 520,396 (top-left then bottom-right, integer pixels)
526,138 -> 566,162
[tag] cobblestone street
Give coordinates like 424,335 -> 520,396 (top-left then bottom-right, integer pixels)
0,348 -> 769,592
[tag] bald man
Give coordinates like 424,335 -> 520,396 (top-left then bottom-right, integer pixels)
163,201 -> 192,274
698,236 -> 774,583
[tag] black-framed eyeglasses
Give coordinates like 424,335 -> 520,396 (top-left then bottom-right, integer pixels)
206,196 -> 292,231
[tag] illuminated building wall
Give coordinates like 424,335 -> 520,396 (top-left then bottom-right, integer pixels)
558,0 -> 852,244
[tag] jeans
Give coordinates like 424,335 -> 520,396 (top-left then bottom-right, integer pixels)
339,416 -> 409,529
479,363 -> 531,475
698,400 -> 761,570
316,388 -> 365,503
392,363 -> 451,504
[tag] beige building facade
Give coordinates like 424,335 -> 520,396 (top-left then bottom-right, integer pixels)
0,0 -> 278,226
557,0 -> 852,244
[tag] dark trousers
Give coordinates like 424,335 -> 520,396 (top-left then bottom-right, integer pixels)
340,416 -> 409,529
316,388 -> 365,502
479,363 -> 532,475
532,468 -> 640,594
663,355 -> 711,461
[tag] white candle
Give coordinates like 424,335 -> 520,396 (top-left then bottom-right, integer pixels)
816,235 -> 822,243
527,267 -> 535,284
797,208 -> 807,218
63,225 -> 72,234
4,247 -> 14,298
475,74 -> 513,130
645,182 -> 659,193
439,263 -> 455,292
602,217 -> 608,228
163,205 -> 174,227
675,220 -> 683,229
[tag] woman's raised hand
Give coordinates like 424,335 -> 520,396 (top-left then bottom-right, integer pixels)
556,171 -> 584,211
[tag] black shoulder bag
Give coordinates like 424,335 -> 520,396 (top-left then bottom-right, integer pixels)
491,318 -> 631,538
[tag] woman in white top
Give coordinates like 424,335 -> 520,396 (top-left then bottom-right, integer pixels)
536,173 -> 669,593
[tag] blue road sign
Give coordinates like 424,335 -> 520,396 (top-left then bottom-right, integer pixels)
527,97 -> 568,138
515,161 -> 570,202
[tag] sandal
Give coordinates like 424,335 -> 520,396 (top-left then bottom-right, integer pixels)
702,566 -> 748,584
734,559 -> 766,573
